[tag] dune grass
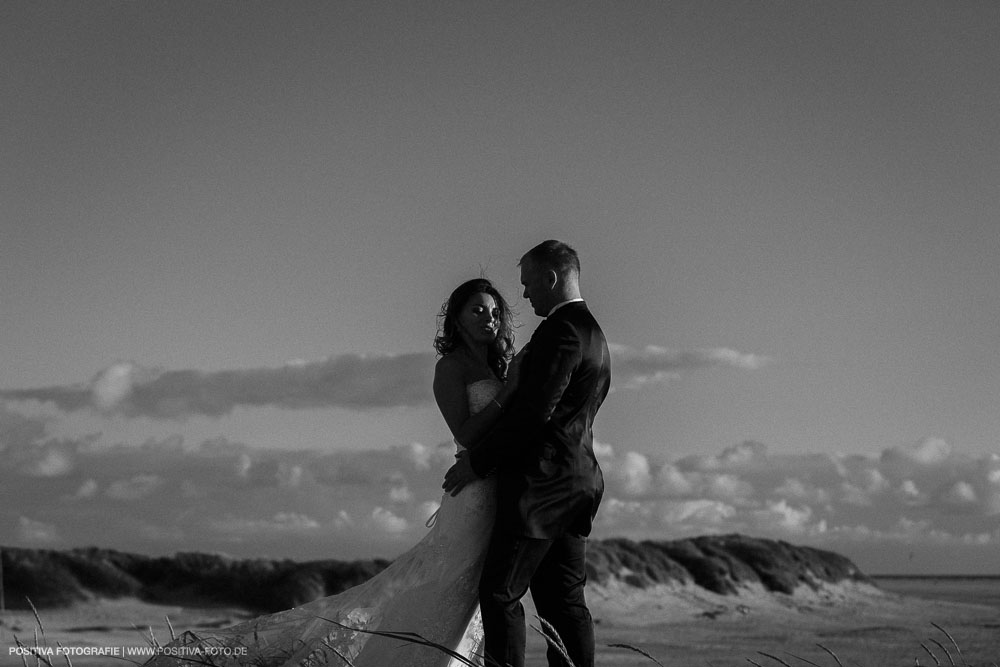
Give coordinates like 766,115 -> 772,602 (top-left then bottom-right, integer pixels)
5,597 -> 997,667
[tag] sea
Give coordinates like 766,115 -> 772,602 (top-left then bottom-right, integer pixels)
873,575 -> 1000,611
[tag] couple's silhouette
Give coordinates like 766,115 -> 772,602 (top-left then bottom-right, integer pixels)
146,240 -> 611,667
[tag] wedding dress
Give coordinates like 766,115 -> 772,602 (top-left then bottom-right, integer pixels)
145,379 -> 502,667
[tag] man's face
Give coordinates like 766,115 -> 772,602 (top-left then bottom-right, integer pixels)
520,258 -> 552,317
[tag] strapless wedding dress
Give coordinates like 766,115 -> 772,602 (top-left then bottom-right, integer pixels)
145,379 -> 501,667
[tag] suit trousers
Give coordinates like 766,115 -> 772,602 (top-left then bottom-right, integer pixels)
479,528 -> 594,667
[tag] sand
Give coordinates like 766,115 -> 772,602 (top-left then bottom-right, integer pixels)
2,580 -> 998,666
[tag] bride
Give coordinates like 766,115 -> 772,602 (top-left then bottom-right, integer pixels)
144,278 -> 520,667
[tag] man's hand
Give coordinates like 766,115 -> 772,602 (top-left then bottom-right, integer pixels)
443,452 -> 478,497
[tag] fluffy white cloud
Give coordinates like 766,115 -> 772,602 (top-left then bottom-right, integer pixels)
73,478 -> 99,499
775,478 -> 830,505
616,452 -> 653,496
610,345 -> 769,389
92,362 -> 141,410
17,516 -> 58,543
880,437 -> 954,479
1,405 -> 997,571
941,481 -> 978,507
1,343 -> 767,419
896,479 -> 924,505
212,512 -> 322,533
105,474 -> 164,500
392,441 -> 453,471
660,499 -> 736,525
1,353 -> 437,418
704,473 -> 755,502
656,464 -> 695,496
679,440 -> 770,472
752,500 -> 818,534
593,436 -> 1000,571
21,447 -> 75,477
333,510 -> 355,529
598,498 -> 655,527
389,484 -> 414,503
370,507 -> 409,533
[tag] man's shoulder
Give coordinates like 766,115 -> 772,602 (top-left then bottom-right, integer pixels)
541,304 -> 606,347
547,300 -> 589,321
554,301 -> 603,328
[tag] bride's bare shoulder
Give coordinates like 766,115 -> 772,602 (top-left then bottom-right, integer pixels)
434,353 -> 469,384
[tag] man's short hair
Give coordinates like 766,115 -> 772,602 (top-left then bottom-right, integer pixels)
520,240 -> 581,277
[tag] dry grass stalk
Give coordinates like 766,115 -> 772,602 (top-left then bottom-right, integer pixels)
777,650 -> 825,667
55,641 -> 73,667
755,651 -> 794,667
319,639 -> 357,667
931,622 -> 967,666
929,638 -> 956,666
529,616 -> 575,667
921,642 -> 943,666
607,642 -> 666,666
28,598 -> 45,642
8,599 -> 990,667
816,643 -> 845,667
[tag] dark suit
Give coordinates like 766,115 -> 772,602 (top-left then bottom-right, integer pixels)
469,301 -> 611,667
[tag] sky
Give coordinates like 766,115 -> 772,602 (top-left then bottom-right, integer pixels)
2,1 -> 999,575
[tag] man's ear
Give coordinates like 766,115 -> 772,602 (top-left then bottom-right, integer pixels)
545,269 -> 559,289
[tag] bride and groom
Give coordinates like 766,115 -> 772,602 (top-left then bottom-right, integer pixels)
147,240 -> 611,667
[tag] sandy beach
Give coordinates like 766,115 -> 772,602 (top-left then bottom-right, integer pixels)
3,577 -> 997,667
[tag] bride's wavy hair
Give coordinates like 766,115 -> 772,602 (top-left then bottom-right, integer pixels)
434,278 -> 516,379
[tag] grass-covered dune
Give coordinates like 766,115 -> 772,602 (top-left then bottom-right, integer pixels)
2,534 -> 872,612
1,547 -> 390,611
587,534 -> 872,595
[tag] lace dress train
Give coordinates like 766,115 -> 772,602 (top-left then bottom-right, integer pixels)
144,379 -> 502,667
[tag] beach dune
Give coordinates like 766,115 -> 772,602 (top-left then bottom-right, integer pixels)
2,536 -> 997,665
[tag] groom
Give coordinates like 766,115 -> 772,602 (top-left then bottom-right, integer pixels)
444,239 -> 611,667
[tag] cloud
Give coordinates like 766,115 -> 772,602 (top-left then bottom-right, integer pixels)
940,481 -> 978,508
0,353 -> 437,419
656,463 -> 696,496
704,473 -> 755,502
609,344 -> 769,389
678,440 -> 772,473
389,484 -> 414,503
0,405 -> 49,451
370,507 -> 409,533
333,510 -> 355,529
881,437 -> 954,479
609,451 -> 652,496
3,405 -> 996,570
17,516 -> 59,544
751,500 -> 818,534
105,474 -> 164,500
73,479 -> 99,499
19,445 -> 76,477
0,413 -> 458,557
593,436 -> 1000,571
660,499 -> 736,526
212,512 -> 322,534
1,343 -> 767,420
392,441 -> 454,471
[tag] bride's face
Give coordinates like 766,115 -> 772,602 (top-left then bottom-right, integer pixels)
457,292 -> 500,347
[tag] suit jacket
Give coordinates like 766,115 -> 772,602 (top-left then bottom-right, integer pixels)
469,301 -> 611,539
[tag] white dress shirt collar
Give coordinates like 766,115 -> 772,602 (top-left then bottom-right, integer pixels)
546,298 -> 585,318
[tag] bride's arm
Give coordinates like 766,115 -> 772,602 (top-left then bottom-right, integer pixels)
433,356 -> 514,448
